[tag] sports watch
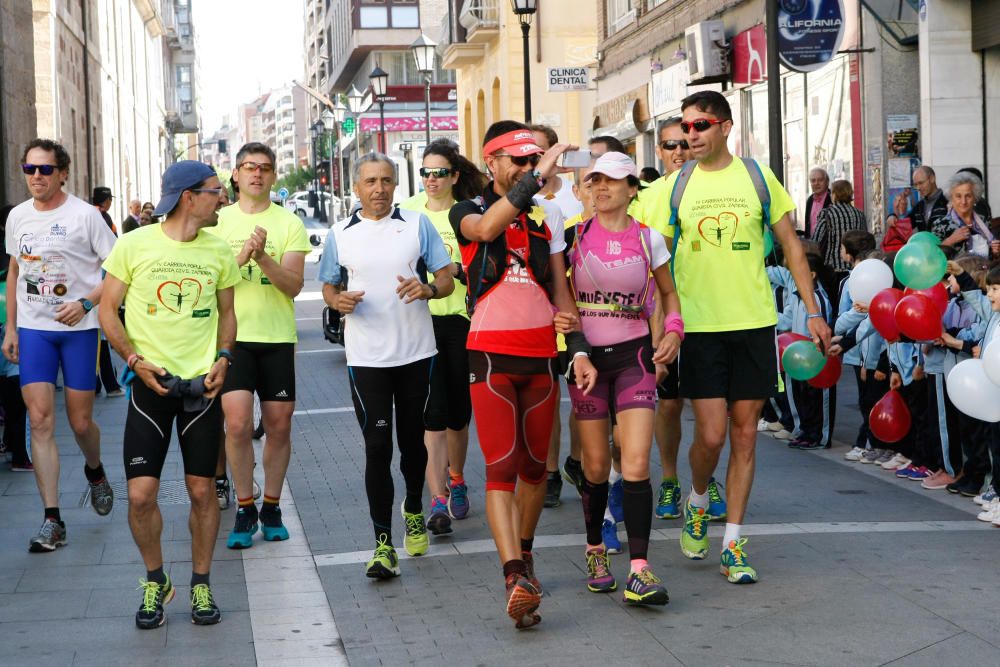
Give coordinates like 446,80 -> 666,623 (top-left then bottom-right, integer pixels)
78,298 -> 94,312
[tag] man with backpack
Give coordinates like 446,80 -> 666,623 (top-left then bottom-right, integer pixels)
652,91 -> 830,584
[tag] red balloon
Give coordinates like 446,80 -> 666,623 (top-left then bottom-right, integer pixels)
807,354 -> 843,389
869,288 -> 904,342
869,389 -> 911,443
903,283 -> 949,317
894,293 -> 943,341
777,332 -> 810,371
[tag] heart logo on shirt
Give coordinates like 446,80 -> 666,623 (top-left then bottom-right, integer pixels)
697,212 -> 740,247
157,278 -> 203,314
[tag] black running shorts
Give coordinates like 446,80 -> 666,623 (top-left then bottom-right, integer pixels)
222,342 -> 296,401
123,381 -> 223,480
656,359 -> 680,401
679,326 -> 779,401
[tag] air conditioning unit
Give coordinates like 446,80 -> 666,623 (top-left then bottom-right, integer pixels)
684,21 -> 729,80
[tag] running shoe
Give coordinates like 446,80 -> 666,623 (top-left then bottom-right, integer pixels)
976,498 -> 1000,522
922,470 -> 957,490
608,478 -> 624,523
905,466 -> 931,481
655,478 -> 681,519
544,472 -> 562,508
88,471 -> 114,516
756,418 -> 770,432
623,566 -> 669,606
10,460 -> 34,472
950,476 -> 984,497
106,388 -> 125,397
216,478 -> 231,510
720,537 -> 758,584
401,502 -> 429,556
259,506 -> 290,541
680,500 -> 709,560
772,429 -> 794,440
226,506 -> 258,549
28,518 -> 67,553
426,496 -> 453,535
974,486 -> 998,506
135,576 -> 175,629
190,583 -> 222,625
844,446 -> 866,461
447,480 -> 470,519
561,456 -> 585,496
706,477 -> 727,520
860,448 -> 886,464
880,452 -> 908,469
522,551 -> 542,594
602,519 -> 622,554
584,546 -> 617,593
365,536 -> 400,579
505,574 -> 541,630
797,440 -> 830,451
895,464 -> 916,478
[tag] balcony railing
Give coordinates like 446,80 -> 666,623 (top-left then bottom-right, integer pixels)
459,0 -> 499,33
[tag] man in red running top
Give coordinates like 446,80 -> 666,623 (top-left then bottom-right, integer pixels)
450,121 -> 596,629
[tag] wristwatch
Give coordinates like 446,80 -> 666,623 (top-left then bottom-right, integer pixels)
78,298 -> 94,312
427,283 -> 439,299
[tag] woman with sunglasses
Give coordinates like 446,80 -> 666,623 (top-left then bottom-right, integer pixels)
566,151 -> 682,606
399,139 -> 486,536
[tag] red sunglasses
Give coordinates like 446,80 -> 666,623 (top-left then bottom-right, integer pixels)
680,118 -> 727,134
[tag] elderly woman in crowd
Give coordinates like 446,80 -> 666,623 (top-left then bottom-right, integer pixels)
938,171 -> 998,258
812,179 -> 867,299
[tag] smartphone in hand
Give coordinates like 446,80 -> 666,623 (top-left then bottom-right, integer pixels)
561,150 -> 592,169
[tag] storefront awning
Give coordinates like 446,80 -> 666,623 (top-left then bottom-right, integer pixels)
359,116 -> 458,132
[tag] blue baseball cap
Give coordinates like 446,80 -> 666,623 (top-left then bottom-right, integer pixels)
154,161 -> 218,216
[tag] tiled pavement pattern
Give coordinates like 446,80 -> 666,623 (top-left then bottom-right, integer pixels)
1,263 -> 998,666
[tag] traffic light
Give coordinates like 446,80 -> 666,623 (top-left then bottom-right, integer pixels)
217,139 -> 227,153
320,174 -> 328,186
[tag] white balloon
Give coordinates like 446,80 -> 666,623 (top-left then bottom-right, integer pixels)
848,259 -> 894,307
983,342 -> 1000,386
947,359 -> 1000,423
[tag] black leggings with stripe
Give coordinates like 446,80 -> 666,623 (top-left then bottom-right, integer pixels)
348,358 -> 433,540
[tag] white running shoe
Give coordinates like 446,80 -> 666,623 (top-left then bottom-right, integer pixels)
844,446 -> 865,461
860,448 -> 885,464
974,487 -> 997,506
881,454 -> 911,470
757,418 -> 770,432
772,429 -> 794,440
976,498 -> 1000,522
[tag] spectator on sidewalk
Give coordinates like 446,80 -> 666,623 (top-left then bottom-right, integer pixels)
92,187 -> 118,236
122,199 -> 141,234
0,204 -> 30,471
805,168 -> 832,238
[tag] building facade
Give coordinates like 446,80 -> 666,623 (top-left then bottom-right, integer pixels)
1,0 -> 38,204
440,0 -> 599,164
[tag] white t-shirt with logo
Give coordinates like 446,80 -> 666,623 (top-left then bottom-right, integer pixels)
5,194 -> 117,331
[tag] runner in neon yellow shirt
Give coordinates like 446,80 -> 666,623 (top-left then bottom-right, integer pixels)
100,160 -> 238,628
668,92 -> 831,585
210,143 -> 311,550
399,139 -> 486,536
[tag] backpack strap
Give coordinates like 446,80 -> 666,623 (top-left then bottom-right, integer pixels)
667,160 -> 698,277
741,157 -> 777,263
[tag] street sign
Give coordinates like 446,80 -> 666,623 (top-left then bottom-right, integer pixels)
278,187 -> 289,200
777,0 -> 846,73
547,67 -> 589,92
341,117 -> 356,134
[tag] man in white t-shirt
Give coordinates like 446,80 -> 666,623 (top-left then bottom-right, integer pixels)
2,138 -> 118,553
319,153 -> 454,580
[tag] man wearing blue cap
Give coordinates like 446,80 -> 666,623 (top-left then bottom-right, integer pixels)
99,161 -> 240,629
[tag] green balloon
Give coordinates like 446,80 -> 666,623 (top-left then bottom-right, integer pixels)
782,340 -> 826,381
907,231 -> 941,246
893,242 -> 947,289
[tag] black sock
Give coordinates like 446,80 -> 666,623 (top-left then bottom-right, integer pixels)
147,566 -> 167,586
403,495 -> 422,515
190,572 -> 210,588
520,537 -> 533,554
622,478 -> 653,561
260,497 -> 280,515
84,462 -> 105,484
374,527 -> 392,546
44,507 -> 61,523
502,559 -> 527,579
581,477 -> 609,546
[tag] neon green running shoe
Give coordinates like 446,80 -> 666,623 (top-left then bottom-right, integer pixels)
720,537 -> 758,584
680,499 -> 710,560
401,502 -> 429,557
655,478 -> 681,519
706,477 -> 728,521
365,535 -> 401,579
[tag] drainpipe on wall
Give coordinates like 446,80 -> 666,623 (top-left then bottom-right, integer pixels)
81,0 -> 94,196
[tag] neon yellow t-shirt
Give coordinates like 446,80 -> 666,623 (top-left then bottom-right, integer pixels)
398,200 -> 467,319
662,158 -> 795,333
629,176 -> 671,229
102,224 -> 240,379
398,191 -> 428,211
209,203 -> 312,343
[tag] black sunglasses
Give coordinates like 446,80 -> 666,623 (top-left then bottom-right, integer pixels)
680,118 -> 726,134
420,167 -> 453,178
660,140 -> 689,151
494,153 -> 540,167
22,163 -> 57,176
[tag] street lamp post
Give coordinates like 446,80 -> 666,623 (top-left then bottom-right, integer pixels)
333,100 -> 347,217
369,65 -> 389,154
410,34 -> 437,147
510,0 -> 537,123
320,108 -> 334,223
347,85 -> 366,198
312,117 -> 327,222
309,121 -> 320,218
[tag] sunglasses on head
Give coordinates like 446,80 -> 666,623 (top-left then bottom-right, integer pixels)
494,153 -> 540,167
680,118 -> 727,134
419,167 -> 453,178
660,140 -> 689,151
22,163 -> 57,176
